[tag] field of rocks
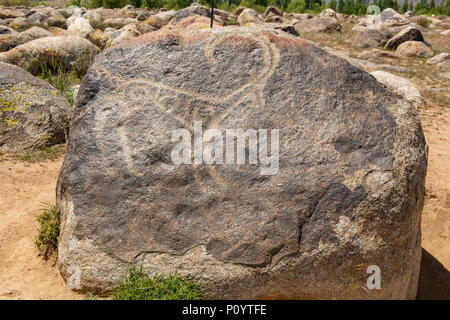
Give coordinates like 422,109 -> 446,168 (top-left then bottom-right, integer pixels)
0,3 -> 449,299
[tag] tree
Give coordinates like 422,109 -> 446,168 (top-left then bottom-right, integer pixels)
286,0 -> 307,12
328,0 -> 337,10
429,0 -> 435,14
337,0 -> 345,13
392,0 -> 398,11
401,0 -> 409,13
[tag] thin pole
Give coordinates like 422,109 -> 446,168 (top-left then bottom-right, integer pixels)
210,0 -> 214,28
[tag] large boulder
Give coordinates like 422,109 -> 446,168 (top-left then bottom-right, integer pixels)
385,27 -> 425,50
144,10 -> 176,29
67,17 -> 93,38
353,29 -> 392,48
0,36 -> 99,75
171,3 -> 210,24
105,24 -> 142,48
426,52 -> 450,66
395,40 -> 433,57
47,11 -> 67,28
237,8 -> 261,26
0,62 -> 72,152
57,27 -> 427,299
0,26 -> 51,52
380,8 -> 405,23
294,17 -> 341,33
370,71 -> 423,107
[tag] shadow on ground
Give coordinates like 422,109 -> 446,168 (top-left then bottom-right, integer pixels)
417,248 -> 450,300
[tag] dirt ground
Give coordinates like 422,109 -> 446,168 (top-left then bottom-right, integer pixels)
0,21 -> 449,301
0,104 -> 449,299
0,158 -> 81,299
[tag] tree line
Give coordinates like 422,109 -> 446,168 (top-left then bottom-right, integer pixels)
71,0 -> 450,16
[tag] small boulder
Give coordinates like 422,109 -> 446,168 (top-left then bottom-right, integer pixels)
371,70 -> 423,106
89,29 -> 109,49
237,8 -> 261,26
172,3 -> 210,24
47,11 -> 67,29
385,27 -> 425,50
0,61 -> 72,152
395,40 -> 433,57
0,36 -> 99,75
264,6 -> 283,18
319,8 -> 337,19
294,17 -> 341,33
0,26 -> 51,52
380,8 -> 405,23
68,17 -> 93,38
426,52 -> 450,65
106,24 -> 141,48
353,29 -> 392,48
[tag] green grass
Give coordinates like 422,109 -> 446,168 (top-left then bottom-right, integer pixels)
84,292 -> 99,300
34,202 -> 60,260
19,145 -> 65,163
112,267 -> 204,300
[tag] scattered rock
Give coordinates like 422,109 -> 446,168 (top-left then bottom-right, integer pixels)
371,70 -> 423,106
57,26 -> 426,300
237,8 -> 261,26
395,40 -> 433,57
106,24 -> 141,48
0,61 -> 71,152
171,3 -> 210,24
25,11 -> 48,26
294,17 -> 341,33
426,52 -> 450,65
264,6 -> 283,18
103,17 -> 138,29
353,29 -> 392,48
48,27 -> 72,37
145,11 -> 176,29
319,8 -> 337,19
0,36 -> 99,75
68,17 -> 93,38
385,27 -> 425,50
89,29 -> 109,49
0,26 -> 51,52
357,48 -> 401,62
380,8 -> 405,23
47,11 -> 67,28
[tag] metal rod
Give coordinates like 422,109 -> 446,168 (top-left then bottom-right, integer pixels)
210,0 -> 214,28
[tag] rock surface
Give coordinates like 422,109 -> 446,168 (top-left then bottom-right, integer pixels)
0,62 -> 72,152
0,26 -> 51,52
237,8 -> 261,26
353,29 -> 392,48
426,52 -> 450,65
294,17 -> 341,33
67,17 -> 93,38
371,70 -> 423,106
0,36 -> 99,75
385,27 -> 425,50
57,26 -> 426,299
395,40 -> 433,57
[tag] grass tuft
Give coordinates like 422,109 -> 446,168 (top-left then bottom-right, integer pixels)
34,202 -> 60,260
19,145 -> 65,163
112,267 -> 204,300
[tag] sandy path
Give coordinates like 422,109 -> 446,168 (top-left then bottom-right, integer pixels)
0,106 -> 449,299
0,158 -> 81,300
416,105 -> 450,299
